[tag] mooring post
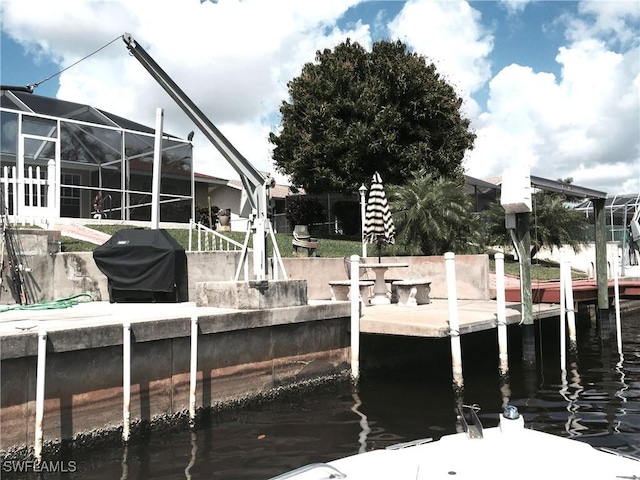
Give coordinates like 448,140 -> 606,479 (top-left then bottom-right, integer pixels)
123,321 -> 131,443
613,259 -> 622,356
34,329 -> 47,461
189,315 -> 199,425
350,254 -> 361,382
495,253 -> 509,378
562,259 -> 577,352
445,252 -> 464,391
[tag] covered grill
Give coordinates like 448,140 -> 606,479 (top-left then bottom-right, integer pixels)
93,229 -> 188,303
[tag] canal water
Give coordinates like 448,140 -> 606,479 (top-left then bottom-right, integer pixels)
32,310 -> 640,479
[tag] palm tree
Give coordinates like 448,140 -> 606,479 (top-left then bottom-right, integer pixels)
388,170 -> 481,255
479,188 -> 591,259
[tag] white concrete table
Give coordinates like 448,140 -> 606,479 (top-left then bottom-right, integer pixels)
360,262 -> 409,305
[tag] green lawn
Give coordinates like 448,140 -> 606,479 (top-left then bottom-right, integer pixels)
62,224 -> 581,281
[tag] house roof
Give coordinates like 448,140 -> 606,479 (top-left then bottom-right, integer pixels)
1,90 -> 183,137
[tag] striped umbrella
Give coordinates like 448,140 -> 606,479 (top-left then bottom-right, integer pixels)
363,171 -> 396,262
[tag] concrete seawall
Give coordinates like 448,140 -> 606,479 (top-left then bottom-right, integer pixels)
1,302 -> 350,452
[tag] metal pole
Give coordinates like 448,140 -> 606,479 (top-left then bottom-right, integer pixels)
350,255 -> 360,382
495,253 -> 509,377
34,330 -> 47,461
189,316 -> 198,425
151,108 -> 163,229
123,321 -> 131,442
445,252 -> 463,391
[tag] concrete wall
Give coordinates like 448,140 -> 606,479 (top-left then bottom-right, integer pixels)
0,304 -> 350,450
0,241 -> 491,304
284,254 -> 490,301
45,252 -> 490,304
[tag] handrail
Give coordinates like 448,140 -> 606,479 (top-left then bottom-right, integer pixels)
268,462 -> 346,480
188,220 -> 248,252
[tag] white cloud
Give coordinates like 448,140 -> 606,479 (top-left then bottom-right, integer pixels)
1,0 -> 368,182
465,1 -> 639,195
387,0 -> 494,116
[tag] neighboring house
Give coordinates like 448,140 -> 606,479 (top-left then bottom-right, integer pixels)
1,89 -> 194,225
0,89 -> 295,230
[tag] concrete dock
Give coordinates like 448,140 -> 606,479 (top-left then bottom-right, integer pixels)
0,297 -> 558,342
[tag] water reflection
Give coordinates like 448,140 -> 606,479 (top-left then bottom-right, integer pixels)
350,391 -> 371,454
120,445 -> 128,480
184,431 -> 197,480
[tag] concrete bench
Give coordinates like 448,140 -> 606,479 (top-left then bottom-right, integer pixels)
392,279 -> 431,306
329,280 -> 375,306
385,278 -> 402,303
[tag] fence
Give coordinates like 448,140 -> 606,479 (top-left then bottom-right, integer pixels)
187,220 -> 247,253
1,161 -> 56,228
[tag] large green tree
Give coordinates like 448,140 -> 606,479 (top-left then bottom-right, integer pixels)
389,170 -> 481,256
269,39 -> 476,194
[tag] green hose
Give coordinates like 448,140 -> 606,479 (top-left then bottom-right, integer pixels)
0,292 -> 95,313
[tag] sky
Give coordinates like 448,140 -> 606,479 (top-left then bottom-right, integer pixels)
1,0 -> 639,196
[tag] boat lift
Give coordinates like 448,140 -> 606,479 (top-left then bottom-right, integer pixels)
121,33 -> 285,281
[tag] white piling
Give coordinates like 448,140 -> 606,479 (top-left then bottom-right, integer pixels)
560,257 -> 567,369
189,316 -> 199,424
445,252 -> 463,391
613,259 -> 622,355
34,330 -> 47,461
350,255 -> 361,382
123,321 -> 131,443
495,253 -> 509,377
562,260 -> 577,351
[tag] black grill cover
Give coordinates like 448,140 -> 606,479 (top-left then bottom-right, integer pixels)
93,229 -> 188,303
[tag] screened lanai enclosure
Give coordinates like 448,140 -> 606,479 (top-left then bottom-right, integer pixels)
0,90 -> 194,225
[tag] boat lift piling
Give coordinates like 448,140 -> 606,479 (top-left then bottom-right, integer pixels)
494,253 -> 509,377
494,253 -> 511,408
445,252 -> 464,392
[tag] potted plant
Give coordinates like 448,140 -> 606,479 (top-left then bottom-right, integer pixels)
217,208 -> 231,230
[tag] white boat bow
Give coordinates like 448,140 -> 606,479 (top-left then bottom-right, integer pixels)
269,405 -> 639,480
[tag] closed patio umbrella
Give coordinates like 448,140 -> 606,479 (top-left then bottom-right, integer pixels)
363,171 -> 396,262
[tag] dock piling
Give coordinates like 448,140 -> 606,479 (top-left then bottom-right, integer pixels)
34,329 -> 47,461
350,255 -> 360,382
123,321 -> 131,443
495,253 -> 509,377
445,252 -> 463,391
561,259 -> 577,351
189,316 -> 199,425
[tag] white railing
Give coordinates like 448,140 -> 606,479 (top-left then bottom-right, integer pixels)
188,219 -> 248,253
1,161 -> 56,228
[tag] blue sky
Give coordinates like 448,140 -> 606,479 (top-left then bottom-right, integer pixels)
1,0 -> 638,195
